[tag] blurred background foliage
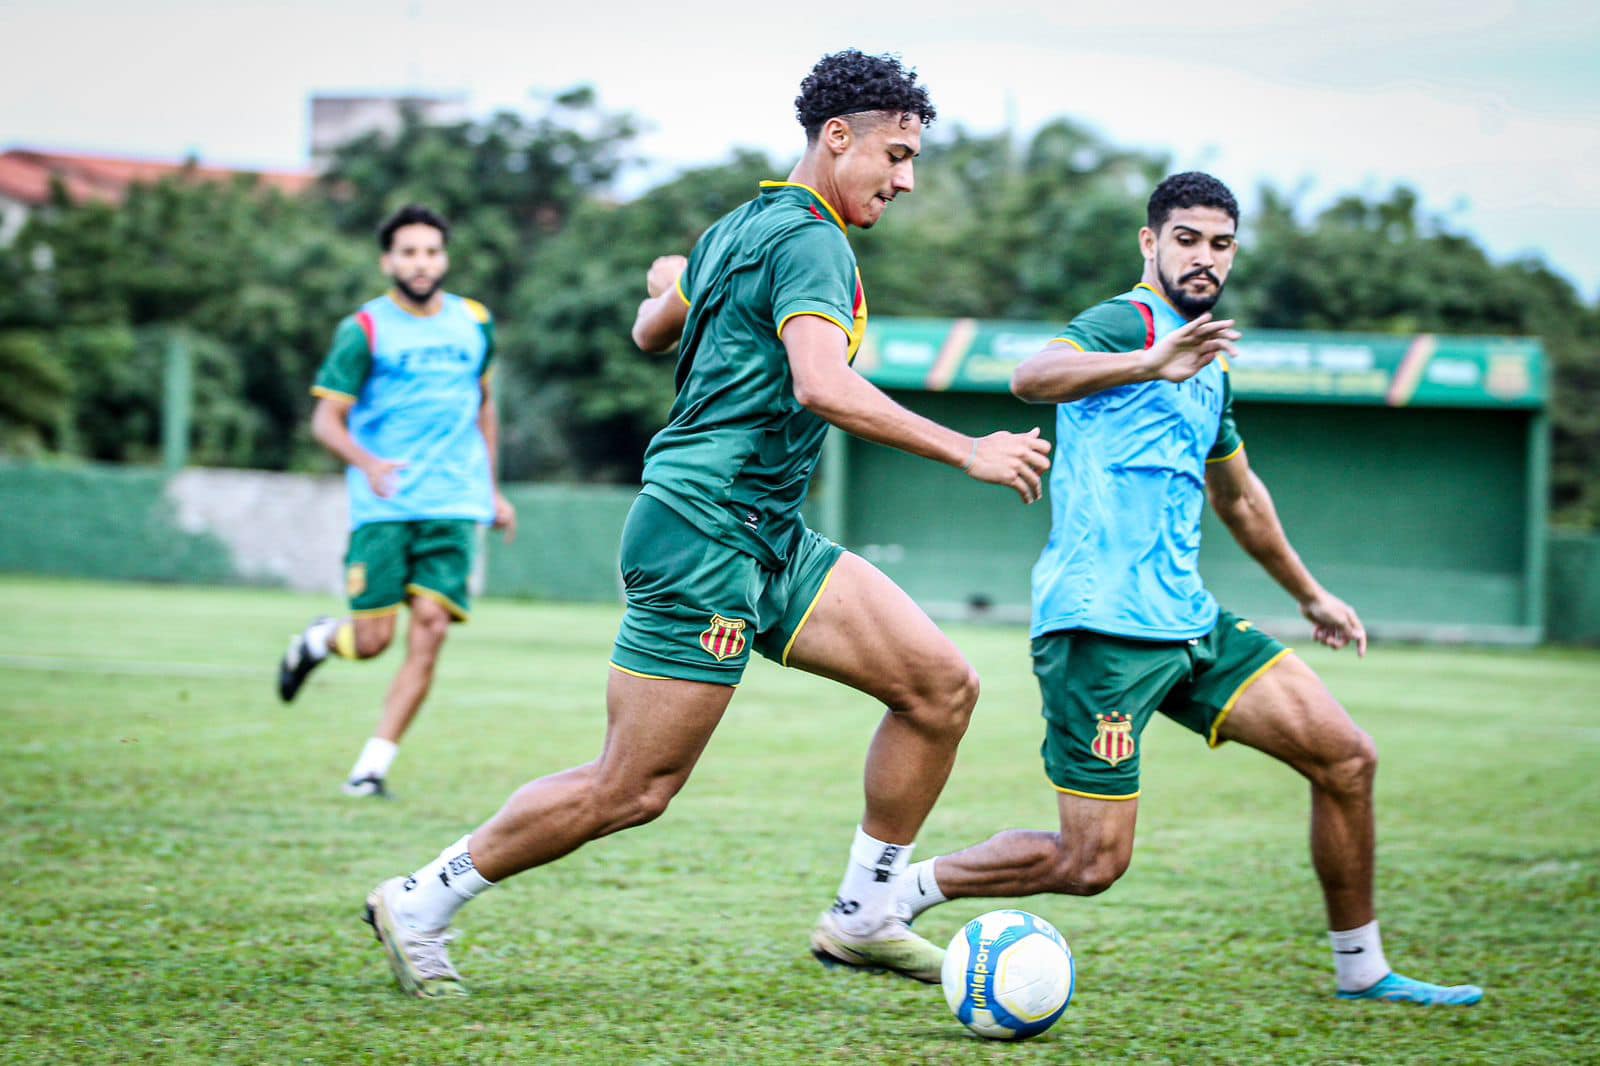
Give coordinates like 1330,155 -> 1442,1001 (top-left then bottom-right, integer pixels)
1,93 -> 1595,525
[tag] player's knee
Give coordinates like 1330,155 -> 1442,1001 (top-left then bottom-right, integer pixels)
1312,713 -> 1376,797
599,771 -> 684,830
1323,727 -> 1378,797
919,660 -> 980,735
1042,838 -> 1130,896
354,629 -> 392,659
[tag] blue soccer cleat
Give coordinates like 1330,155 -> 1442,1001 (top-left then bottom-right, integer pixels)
1337,971 -> 1483,1006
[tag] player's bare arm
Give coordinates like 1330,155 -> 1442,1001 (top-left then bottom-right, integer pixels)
311,395 -> 406,498
1011,314 -> 1241,404
478,376 -> 517,542
1206,450 -> 1367,655
784,314 -> 1051,503
631,254 -> 690,352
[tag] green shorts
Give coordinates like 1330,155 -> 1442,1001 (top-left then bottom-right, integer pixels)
611,493 -> 845,686
345,519 -> 477,622
1034,610 -> 1291,800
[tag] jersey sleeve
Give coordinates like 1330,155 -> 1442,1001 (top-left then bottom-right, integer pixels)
1051,300 -> 1151,353
462,298 -> 496,380
768,222 -> 856,343
1207,363 -> 1244,463
311,316 -> 371,402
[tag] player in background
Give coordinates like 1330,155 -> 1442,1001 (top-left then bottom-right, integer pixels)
361,50 -> 1052,998
276,204 -> 516,797
890,173 -> 1483,1007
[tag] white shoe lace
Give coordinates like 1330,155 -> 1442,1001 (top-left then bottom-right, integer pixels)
405,929 -> 461,981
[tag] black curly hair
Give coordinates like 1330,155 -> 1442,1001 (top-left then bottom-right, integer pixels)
1147,172 -> 1238,234
378,204 -> 450,250
794,50 -> 936,142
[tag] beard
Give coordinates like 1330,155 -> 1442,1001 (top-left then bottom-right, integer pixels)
1158,264 -> 1224,318
393,274 -> 443,304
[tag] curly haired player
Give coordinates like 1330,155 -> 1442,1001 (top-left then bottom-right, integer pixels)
361,50 -> 1051,997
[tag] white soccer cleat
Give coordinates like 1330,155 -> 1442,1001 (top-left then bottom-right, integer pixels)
809,906 -> 946,984
363,876 -> 467,998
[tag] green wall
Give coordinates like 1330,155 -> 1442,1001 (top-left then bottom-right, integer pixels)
0,463 -> 237,584
0,461 -> 1590,643
1548,532 -> 1600,645
835,393 -> 1543,639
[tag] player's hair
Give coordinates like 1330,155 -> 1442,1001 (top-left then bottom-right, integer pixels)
794,50 -> 936,142
377,204 -> 450,250
1147,172 -> 1239,233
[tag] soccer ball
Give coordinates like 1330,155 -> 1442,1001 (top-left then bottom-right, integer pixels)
941,909 -> 1074,1041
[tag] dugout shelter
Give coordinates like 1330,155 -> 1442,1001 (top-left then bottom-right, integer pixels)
811,318 -> 1550,644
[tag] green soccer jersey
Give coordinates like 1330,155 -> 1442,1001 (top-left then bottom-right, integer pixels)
640,181 -> 867,568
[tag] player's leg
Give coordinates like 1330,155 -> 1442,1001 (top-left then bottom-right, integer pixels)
770,549 -> 976,980
345,521 -> 474,795
1214,643 -> 1482,1005
894,629 -> 1177,920
364,494 -> 747,997
342,598 -> 449,796
277,522 -> 404,701
905,792 -> 1139,904
366,669 -> 734,996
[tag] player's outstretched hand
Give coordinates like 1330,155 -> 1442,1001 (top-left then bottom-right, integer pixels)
1301,592 -> 1368,657
492,491 -> 518,543
359,457 -> 407,498
646,255 -> 688,298
1143,313 -> 1240,383
964,428 -> 1052,504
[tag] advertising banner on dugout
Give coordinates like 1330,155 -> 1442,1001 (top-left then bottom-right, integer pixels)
855,317 -> 1547,409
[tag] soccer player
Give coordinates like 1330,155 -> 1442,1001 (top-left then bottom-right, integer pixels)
361,50 -> 1052,998
890,173 -> 1483,1007
276,204 -> 516,797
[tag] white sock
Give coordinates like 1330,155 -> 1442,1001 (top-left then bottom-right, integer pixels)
832,826 -> 914,936
393,834 -> 495,932
896,857 -> 948,921
1330,919 -> 1391,992
304,617 -> 340,659
348,737 -> 398,782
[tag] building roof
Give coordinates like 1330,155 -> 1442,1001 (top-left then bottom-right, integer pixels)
0,148 -> 316,207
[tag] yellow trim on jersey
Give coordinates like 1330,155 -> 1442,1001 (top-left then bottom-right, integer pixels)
310,385 -> 357,404
777,310 -> 852,343
351,603 -> 402,619
461,297 -> 491,323
405,583 -> 470,622
480,365 -> 496,384
1208,647 -> 1293,747
1134,281 -> 1180,314
759,180 -> 847,231
1206,441 -> 1245,465
675,275 -> 691,308
1052,783 -> 1141,801
780,560 -> 840,667
1049,337 -> 1086,352
1219,355 -> 1231,372
609,662 -> 673,681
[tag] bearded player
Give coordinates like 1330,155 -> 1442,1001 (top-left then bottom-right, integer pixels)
891,173 -> 1483,1007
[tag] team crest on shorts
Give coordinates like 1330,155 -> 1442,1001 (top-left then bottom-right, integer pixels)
699,614 -> 748,661
346,563 -> 367,598
1091,712 -> 1135,768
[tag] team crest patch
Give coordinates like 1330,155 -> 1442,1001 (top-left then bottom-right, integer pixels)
699,614 -> 748,662
1091,712 -> 1135,768
346,563 -> 367,598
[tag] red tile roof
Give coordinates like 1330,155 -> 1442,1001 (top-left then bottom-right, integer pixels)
0,149 -> 316,207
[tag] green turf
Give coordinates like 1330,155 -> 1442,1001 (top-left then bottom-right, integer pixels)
1,576 -> 1596,1064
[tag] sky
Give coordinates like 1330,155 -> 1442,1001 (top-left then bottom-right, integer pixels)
4,0 -> 1597,298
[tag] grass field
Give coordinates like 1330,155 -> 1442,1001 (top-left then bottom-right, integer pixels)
2,575 -> 1597,1064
